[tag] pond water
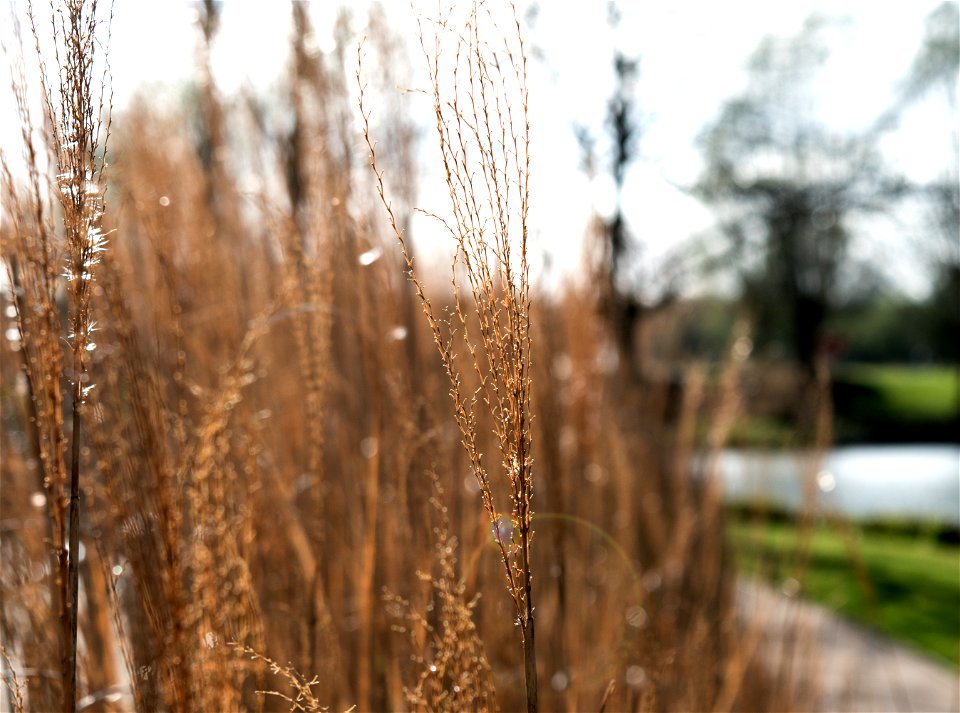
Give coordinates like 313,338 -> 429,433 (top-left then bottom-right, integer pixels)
718,445 -> 960,524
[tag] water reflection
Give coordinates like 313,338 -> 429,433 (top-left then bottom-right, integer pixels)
718,445 -> 960,523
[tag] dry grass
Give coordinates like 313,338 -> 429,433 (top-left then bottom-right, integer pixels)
360,2 -> 538,707
1,1 -> 816,712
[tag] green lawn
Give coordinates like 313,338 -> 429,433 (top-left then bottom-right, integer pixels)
837,363 -> 960,422
728,518 -> 960,667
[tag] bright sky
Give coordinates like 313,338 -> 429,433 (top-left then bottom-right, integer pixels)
2,0 -> 954,297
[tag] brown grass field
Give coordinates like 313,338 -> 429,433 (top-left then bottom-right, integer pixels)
0,1 -> 823,711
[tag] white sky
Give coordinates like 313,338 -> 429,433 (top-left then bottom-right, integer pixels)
2,0 -> 955,297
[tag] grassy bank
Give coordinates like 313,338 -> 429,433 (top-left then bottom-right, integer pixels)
833,363 -> 960,443
728,515 -> 960,667
721,363 -> 960,447
839,363 -> 960,419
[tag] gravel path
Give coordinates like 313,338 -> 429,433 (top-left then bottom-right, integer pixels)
738,579 -> 960,712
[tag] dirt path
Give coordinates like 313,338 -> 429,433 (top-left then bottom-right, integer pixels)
738,579 -> 960,712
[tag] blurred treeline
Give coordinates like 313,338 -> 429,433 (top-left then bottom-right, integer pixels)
589,2 -> 958,375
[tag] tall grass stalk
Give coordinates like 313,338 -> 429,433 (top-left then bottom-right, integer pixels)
5,1 -> 114,709
360,1 -> 538,708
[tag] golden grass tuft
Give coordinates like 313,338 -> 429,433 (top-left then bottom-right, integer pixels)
1,2 -> 818,712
